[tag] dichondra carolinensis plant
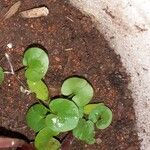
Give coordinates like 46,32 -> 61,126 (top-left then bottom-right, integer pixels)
24,48 -> 113,150
0,47 -> 113,150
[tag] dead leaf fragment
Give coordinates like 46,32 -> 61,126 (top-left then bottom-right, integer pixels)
4,1 -> 21,20
20,7 -> 49,18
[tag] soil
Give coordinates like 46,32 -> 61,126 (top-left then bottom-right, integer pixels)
0,0 -> 140,150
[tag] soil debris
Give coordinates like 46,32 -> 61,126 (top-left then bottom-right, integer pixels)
103,6 -> 115,19
3,1 -> 21,20
20,7 -> 49,18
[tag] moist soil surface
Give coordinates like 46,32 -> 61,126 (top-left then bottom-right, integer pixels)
0,0 -> 140,150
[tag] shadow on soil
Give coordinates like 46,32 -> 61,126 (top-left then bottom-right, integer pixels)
0,127 -> 29,142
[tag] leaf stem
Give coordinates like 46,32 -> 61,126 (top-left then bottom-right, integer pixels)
37,99 -> 49,110
14,66 -> 25,74
14,75 -> 28,89
5,53 -> 14,75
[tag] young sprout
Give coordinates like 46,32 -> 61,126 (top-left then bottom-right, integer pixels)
84,103 -> 104,115
26,75 -> 113,149
89,104 -> 113,130
61,77 -> 94,107
26,104 -> 49,132
73,118 -> 95,144
46,98 -> 80,132
35,127 -> 60,150
3,47 -> 113,149
27,80 -> 49,101
23,47 -> 49,101
23,47 -> 49,82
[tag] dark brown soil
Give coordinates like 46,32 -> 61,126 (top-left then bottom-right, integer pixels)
0,0 -> 140,150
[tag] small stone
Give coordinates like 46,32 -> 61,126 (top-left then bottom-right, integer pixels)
58,65 -> 62,69
84,144 -> 88,147
7,43 -> 13,49
96,138 -> 102,144
30,24 -> 34,28
20,7 -> 49,18
55,57 -> 60,62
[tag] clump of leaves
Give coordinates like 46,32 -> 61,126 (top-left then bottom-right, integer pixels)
23,47 -> 49,101
23,47 -> 49,82
61,77 -> 93,107
0,47 -> 113,150
26,77 -> 113,150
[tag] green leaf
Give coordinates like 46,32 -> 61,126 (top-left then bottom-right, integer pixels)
26,104 -> 48,132
27,80 -> 49,101
35,127 -> 60,150
46,98 -> 79,132
25,61 -> 44,81
73,118 -> 95,144
79,107 -> 84,118
23,47 -> 49,81
61,77 -> 94,107
84,103 -> 104,115
0,67 -> 4,84
89,105 -> 112,129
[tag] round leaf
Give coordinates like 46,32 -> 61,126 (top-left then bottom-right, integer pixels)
25,61 -> 44,81
27,80 -> 49,101
89,105 -> 112,129
73,119 -> 95,144
46,98 -> 80,132
0,67 -> 4,84
23,47 -> 49,81
61,77 -> 94,107
35,127 -> 60,150
26,104 -> 48,132
79,107 -> 84,118
84,103 -> 104,115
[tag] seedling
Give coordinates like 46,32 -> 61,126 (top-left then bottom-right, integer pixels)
27,80 -> 49,101
26,77 -> 113,150
23,47 -> 49,101
0,48 -> 49,100
23,47 -> 49,82
61,77 -> 93,107
0,46 -> 113,150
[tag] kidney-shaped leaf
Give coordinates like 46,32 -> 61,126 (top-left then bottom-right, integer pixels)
26,104 -> 48,132
79,107 -> 84,118
84,103 -> 104,115
35,127 -> 60,150
73,118 -> 95,144
89,105 -> 112,129
27,80 -> 49,101
0,67 -> 4,84
61,77 -> 94,107
46,98 -> 79,132
23,47 -> 49,81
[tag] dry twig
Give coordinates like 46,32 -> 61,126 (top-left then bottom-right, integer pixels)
3,1 -> 21,20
